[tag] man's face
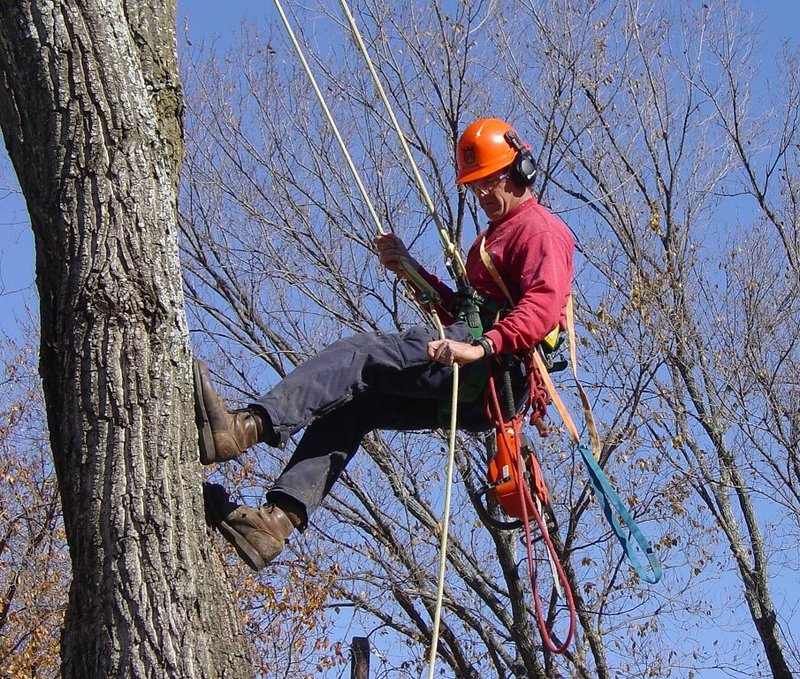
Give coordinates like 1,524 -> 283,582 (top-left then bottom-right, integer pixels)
466,168 -> 526,222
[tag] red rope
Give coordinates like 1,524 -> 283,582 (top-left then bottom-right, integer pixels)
485,370 -> 577,654
516,447 -> 576,653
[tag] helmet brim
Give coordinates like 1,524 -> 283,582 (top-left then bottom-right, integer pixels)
456,160 -> 514,185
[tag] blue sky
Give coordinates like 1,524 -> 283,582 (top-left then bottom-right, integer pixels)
2,1 -> 799,343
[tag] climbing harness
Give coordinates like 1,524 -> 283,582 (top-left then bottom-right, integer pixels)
467,238 -> 663,650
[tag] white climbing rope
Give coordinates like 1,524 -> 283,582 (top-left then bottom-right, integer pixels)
269,3 -> 463,676
425,360 -> 459,679
336,0 -> 468,283
333,4 -> 464,674
270,0 -> 436,297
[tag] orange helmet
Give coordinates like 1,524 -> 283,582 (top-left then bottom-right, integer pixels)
456,118 -> 521,184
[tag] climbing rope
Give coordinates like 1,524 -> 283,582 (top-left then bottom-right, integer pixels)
427,356 -> 459,679
336,0 -> 469,286
270,0 -> 441,302
268,3 -> 463,676
330,3 -> 475,675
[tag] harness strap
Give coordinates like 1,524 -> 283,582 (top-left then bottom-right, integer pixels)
479,236 -> 514,305
577,442 -> 663,584
532,301 -> 662,584
564,296 -> 602,458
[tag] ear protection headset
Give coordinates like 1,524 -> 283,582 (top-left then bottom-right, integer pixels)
503,130 -> 537,186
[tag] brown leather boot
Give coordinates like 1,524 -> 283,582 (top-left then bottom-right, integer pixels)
203,483 -> 306,571
193,359 -> 269,464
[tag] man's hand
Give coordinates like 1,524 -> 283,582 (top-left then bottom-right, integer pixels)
374,233 -> 418,274
427,339 -> 485,366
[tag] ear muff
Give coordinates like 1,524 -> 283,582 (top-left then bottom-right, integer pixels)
503,130 -> 537,186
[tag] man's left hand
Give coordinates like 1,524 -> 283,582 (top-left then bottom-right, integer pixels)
427,339 -> 485,366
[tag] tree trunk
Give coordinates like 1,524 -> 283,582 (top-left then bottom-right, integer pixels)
0,1 -> 251,676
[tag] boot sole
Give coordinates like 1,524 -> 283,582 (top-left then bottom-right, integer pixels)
193,360 -> 217,465
216,518 -> 268,572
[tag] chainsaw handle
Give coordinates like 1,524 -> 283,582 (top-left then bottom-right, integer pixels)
471,486 -> 523,531
501,356 -> 516,421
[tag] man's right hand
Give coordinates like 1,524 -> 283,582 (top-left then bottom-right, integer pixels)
374,233 -> 418,274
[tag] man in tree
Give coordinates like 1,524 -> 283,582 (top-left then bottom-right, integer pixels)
197,118 -> 575,571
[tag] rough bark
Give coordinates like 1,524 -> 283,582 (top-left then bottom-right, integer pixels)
0,1 -> 251,677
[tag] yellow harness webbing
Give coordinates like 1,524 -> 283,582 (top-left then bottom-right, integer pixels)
479,236 -> 514,305
533,297 -> 602,457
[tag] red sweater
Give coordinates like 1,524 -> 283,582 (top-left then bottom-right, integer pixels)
417,198 -> 574,354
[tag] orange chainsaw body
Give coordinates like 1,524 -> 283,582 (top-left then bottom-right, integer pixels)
488,416 -> 548,519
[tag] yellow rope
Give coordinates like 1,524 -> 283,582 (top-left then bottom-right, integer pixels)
270,0 -> 428,295
336,0 -> 468,283
426,359 -> 458,679
332,4 -> 466,673
270,4 -> 463,675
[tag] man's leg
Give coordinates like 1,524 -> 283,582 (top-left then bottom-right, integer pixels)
266,390 -> 450,518
195,322 -> 479,463
253,322 -> 479,443
196,320 -> 508,571
205,390 -> 467,571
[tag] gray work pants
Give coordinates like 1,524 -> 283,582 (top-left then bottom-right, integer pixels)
252,321 -> 526,520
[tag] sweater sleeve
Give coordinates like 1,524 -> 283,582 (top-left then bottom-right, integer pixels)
483,228 -> 573,354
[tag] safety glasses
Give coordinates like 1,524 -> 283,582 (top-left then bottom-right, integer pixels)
466,171 -> 511,196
